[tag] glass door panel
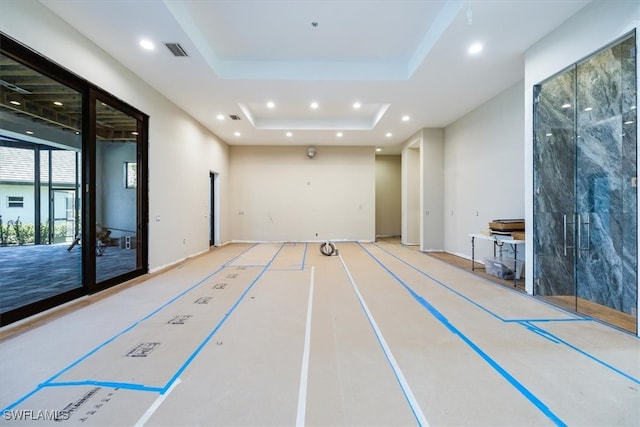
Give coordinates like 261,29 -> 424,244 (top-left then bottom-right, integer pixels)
95,100 -> 140,283
533,33 -> 637,333
0,52 -> 83,317
575,35 -> 637,329
533,66 -> 577,312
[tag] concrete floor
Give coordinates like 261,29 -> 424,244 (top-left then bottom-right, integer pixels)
0,241 -> 638,426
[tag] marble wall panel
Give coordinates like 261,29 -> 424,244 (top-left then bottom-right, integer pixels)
533,33 -> 637,317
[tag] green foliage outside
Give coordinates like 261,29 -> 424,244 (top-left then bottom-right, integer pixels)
0,217 -> 69,246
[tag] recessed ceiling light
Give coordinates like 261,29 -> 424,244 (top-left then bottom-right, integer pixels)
267,101 -> 275,109
9,100 -> 20,106
26,130 -> 34,135
234,131 -> 241,137
353,102 -> 361,109
385,132 -> 392,137
216,114 -> 225,120
402,115 -> 410,122
53,101 -> 63,106
310,101 -> 319,109
468,42 -> 483,55
140,39 -> 155,50
286,132 -> 292,137
336,132 -> 343,137
376,147 -> 382,152
75,131 -> 80,135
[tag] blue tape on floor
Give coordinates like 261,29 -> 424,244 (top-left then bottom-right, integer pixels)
1,243 -> 263,412
371,242 -> 585,323
522,322 -> 640,384
359,243 -> 567,427
160,242 -> 286,394
367,243 -> 639,384
42,381 -> 163,393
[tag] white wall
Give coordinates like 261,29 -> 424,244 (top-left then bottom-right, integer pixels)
444,80 -> 525,261
229,145 -> 375,242
375,155 -> 401,237
100,143 -> 136,238
402,138 -> 421,245
523,0 -> 639,331
0,0 -> 230,271
421,128 -> 444,251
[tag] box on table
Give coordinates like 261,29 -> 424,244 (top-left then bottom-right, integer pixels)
489,219 -> 525,232
511,231 -> 525,240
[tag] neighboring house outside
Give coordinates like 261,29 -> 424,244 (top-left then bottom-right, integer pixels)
0,144 -> 79,244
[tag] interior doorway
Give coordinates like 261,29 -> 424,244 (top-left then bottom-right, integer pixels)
210,171 -> 220,247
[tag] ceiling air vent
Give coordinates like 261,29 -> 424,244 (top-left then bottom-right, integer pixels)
229,115 -> 241,121
164,43 -> 188,57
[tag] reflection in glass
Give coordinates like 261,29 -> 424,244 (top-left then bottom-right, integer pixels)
0,53 -> 82,314
533,33 -> 637,333
95,101 -> 139,283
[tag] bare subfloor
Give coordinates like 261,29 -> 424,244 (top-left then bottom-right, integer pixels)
1,242 -> 638,426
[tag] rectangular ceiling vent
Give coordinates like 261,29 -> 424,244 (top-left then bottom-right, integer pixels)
165,43 -> 188,57
229,114 -> 241,121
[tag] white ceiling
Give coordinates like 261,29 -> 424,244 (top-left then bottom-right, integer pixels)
40,0 -> 590,154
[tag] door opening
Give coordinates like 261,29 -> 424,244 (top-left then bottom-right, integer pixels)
210,171 -> 219,246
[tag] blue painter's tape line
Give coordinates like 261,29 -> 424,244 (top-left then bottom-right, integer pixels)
369,243 -> 640,389
521,323 -> 562,344
372,243 -> 583,321
222,243 -> 259,268
40,266 -> 228,387
43,381 -> 164,393
503,318 -> 592,323
359,243 -> 567,427
228,264 -> 269,268
523,323 -> 640,384
368,243 -> 506,322
3,246 -> 256,412
1,386 -> 45,412
160,242 -> 286,394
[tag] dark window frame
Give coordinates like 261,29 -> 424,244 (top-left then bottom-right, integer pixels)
0,32 -> 149,325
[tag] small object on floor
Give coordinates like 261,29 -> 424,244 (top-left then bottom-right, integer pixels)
320,241 -> 337,256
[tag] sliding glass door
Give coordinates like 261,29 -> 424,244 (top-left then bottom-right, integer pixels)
93,98 -> 143,286
0,52 -> 84,319
0,34 -> 148,326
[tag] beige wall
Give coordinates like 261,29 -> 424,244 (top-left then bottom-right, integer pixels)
229,145 -> 375,242
401,141 -> 421,246
443,80 -> 524,261
375,155 -> 401,237
421,128 -> 445,251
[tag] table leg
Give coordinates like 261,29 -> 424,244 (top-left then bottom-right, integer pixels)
513,244 -> 518,287
471,236 -> 475,271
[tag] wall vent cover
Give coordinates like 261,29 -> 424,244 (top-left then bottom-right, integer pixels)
165,43 -> 188,57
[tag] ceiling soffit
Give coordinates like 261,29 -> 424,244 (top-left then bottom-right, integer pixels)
163,0 -> 463,81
